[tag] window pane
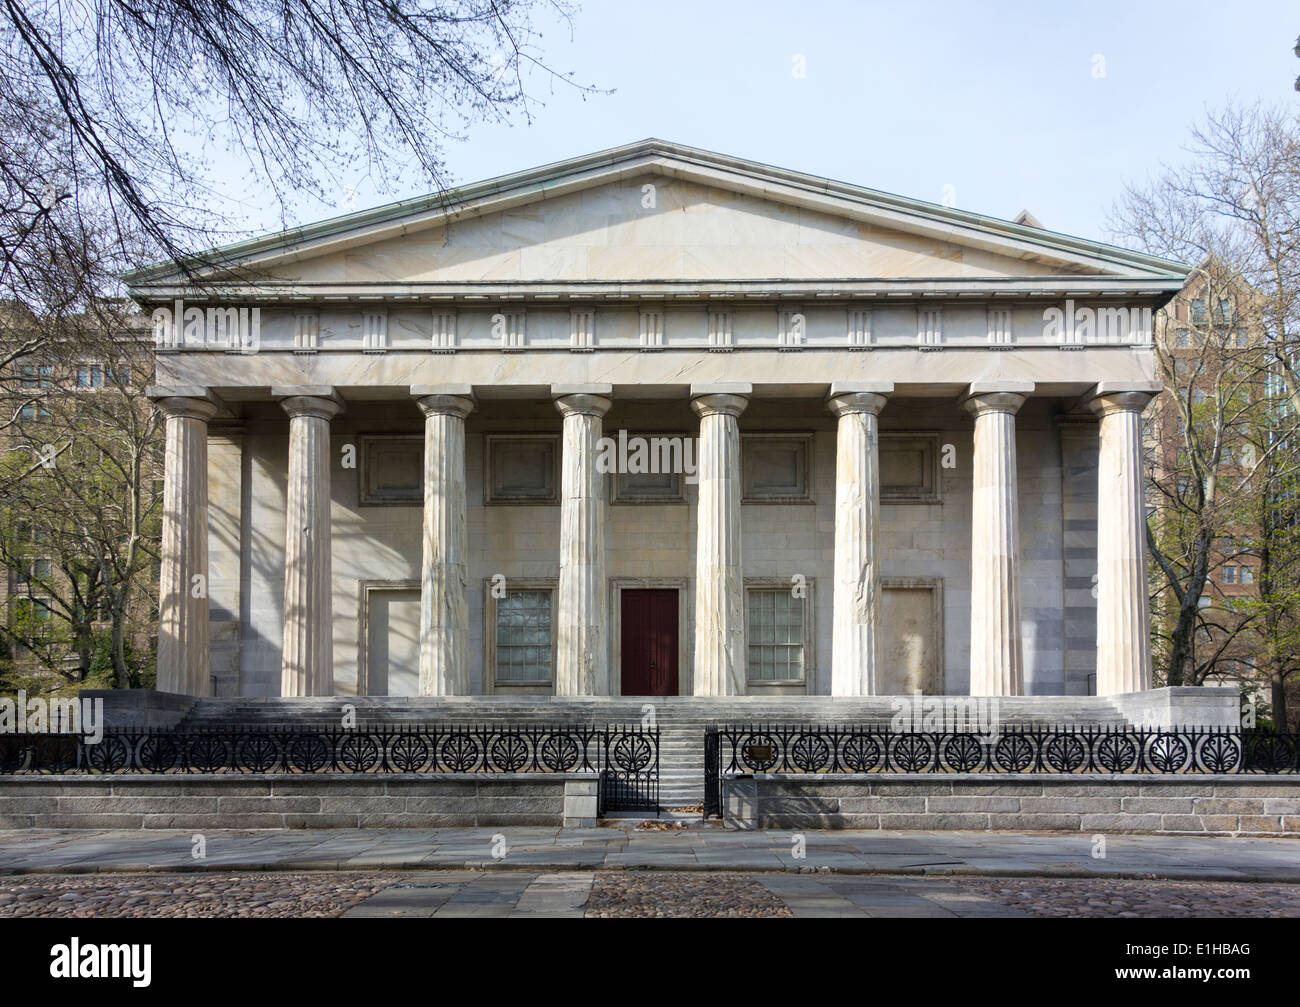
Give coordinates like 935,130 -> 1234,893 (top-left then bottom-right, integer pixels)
496,589 -> 552,682
748,589 -> 804,683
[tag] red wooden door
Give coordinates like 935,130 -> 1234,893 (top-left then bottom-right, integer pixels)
620,589 -> 679,696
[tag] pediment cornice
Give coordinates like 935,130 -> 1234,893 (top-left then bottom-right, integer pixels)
127,140 -> 1190,294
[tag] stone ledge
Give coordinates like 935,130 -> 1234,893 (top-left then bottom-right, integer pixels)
726,773 -> 1300,835
0,773 -> 594,829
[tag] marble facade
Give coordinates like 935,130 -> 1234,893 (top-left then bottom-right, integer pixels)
134,140 -> 1185,700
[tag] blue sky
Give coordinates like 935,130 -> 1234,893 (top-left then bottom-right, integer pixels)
235,0 -> 1298,248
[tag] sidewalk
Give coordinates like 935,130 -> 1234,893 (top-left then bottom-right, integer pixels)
0,827 -> 1297,882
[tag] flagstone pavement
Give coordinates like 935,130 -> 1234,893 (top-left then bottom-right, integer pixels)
1,827 -> 1298,917
0,826 -> 1297,881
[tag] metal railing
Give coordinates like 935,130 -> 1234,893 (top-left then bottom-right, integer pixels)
703,724 -> 1299,817
0,723 -> 659,814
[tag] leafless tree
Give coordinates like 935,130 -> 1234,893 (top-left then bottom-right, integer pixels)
0,0 -> 597,273
1111,103 -> 1300,714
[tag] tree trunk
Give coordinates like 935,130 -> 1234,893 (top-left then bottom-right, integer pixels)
110,587 -> 130,690
1272,671 -> 1290,734
1167,601 -> 1199,686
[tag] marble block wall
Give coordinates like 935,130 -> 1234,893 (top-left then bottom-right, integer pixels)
206,430 -> 244,696
213,397 -> 1086,697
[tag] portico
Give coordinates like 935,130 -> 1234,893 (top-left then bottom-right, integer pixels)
134,140 -> 1184,703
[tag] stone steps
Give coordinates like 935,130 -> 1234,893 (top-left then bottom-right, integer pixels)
182,697 -> 1128,726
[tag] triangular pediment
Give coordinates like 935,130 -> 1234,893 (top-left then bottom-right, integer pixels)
127,140 -> 1188,292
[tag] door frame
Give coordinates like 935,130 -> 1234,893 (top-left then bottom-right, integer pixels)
356,578 -> 420,697
880,576 -> 946,695
609,578 -> 690,698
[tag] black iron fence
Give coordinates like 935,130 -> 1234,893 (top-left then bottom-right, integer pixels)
0,722 -> 659,812
702,724 -> 1299,817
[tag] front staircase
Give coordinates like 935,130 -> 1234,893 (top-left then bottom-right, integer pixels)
179,696 -> 1129,808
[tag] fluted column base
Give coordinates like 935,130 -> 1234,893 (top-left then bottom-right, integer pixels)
827,385 -> 891,696
153,392 -> 220,696
277,389 -> 343,698
414,386 -> 474,696
963,385 -> 1029,696
1090,388 -> 1158,695
553,386 -> 613,696
691,385 -> 750,696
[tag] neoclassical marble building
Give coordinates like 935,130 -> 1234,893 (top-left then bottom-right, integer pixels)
132,140 -> 1186,700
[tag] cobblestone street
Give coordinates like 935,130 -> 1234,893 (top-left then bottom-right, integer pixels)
1,869 -> 1299,918
0,826 -> 1296,917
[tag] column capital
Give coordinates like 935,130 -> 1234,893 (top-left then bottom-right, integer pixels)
275,386 -> 344,421
414,389 -> 475,420
411,383 -> 474,399
148,387 -> 222,422
691,384 -> 750,420
829,380 -> 894,397
827,389 -> 890,417
962,384 -> 1030,418
691,382 -> 752,399
1086,383 -> 1160,418
552,386 -> 612,418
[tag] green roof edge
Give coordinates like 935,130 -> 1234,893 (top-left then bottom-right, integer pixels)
123,138 -> 1192,285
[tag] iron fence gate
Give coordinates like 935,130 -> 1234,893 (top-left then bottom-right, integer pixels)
598,726 -> 660,814
703,727 -> 721,819
702,724 -> 1300,817
0,721 -> 660,814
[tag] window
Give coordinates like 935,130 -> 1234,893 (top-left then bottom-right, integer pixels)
14,598 -> 52,641
19,365 -> 52,418
15,559 -> 53,587
1190,298 -> 1207,325
610,433 -> 688,503
358,435 -> 422,505
492,587 -> 554,684
76,365 -> 104,388
880,434 -> 941,503
746,584 -> 810,684
1233,331 -> 1248,347
742,434 -> 813,502
1223,565 -> 1238,584
485,435 -> 559,504
20,365 -> 52,389
1239,566 -> 1254,585
1175,329 -> 1191,347
1217,299 -> 1235,325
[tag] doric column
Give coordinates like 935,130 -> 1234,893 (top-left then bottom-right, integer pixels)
826,382 -> 892,695
552,384 -> 613,696
412,385 -> 475,696
275,386 -> 344,698
150,389 -> 220,696
691,383 -> 750,696
1088,384 -> 1159,695
962,382 -> 1032,696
